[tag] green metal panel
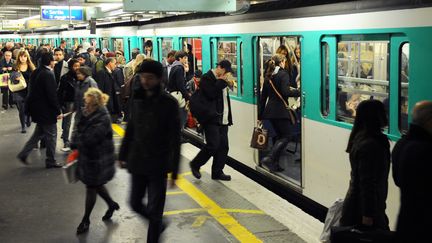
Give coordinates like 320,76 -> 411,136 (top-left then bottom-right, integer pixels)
128,36 -> 139,61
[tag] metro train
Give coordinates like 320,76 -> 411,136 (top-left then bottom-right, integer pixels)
2,1 -> 432,229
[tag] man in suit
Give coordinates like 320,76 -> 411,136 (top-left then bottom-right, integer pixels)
118,60 -> 181,243
17,52 -> 63,168
392,100 -> 432,243
189,60 -> 234,181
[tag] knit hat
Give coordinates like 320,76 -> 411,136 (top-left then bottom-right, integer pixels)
136,60 -> 163,78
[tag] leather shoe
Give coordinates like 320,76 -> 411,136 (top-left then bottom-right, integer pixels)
102,202 -> 120,221
17,155 -> 28,165
76,221 -> 90,234
46,163 -> 63,169
211,173 -> 231,181
190,163 -> 201,179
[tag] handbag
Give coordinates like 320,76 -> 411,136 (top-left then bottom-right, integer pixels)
250,125 -> 268,150
8,73 -> 27,92
170,91 -> 186,108
319,198 -> 344,242
0,73 -> 9,87
268,79 -> 298,124
330,226 -> 395,243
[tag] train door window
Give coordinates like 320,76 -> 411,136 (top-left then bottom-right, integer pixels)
181,37 -> 203,78
337,40 -> 390,124
112,38 -> 124,53
217,38 -> 238,95
142,38 -> 153,58
322,43 -> 330,117
90,38 -> 97,47
399,43 -> 409,133
101,38 -> 109,50
161,38 -> 173,63
256,35 -> 302,187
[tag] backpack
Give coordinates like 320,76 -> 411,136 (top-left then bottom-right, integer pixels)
189,89 -> 219,124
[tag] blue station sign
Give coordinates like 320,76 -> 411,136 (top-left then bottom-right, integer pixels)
41,6 -> 84,21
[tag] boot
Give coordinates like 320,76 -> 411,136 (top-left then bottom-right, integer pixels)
261,139 -> 289,172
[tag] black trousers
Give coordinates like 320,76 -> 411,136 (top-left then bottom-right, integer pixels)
1,87 -> 13,107
130,173 -> 167,243
190,124 -> 229,175
18,123 -> 57,164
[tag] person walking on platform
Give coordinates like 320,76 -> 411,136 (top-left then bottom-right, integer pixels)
71,87 -> 118,235
392,100 -> 432,243
17,52 -> 63,168
340,99 -> 390,231
118,60 -> 181,243
0,50 -> 15,110
189,60 -> 234,181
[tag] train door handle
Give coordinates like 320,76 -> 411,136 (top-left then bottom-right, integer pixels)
302,92 -> 306,109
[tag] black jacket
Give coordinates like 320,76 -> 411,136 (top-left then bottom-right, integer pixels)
0,58 -> 14,74
392,124 -> 432,243
167,61 -> 189,101
198,70 -> 233,125
259,68 -> 300,120
26,66 -> 61,125
57,71 -> 76,106
119,86 -> 181,179
96,68 -> 119,114
73,107 -> 115,186
340,131 -> 390,230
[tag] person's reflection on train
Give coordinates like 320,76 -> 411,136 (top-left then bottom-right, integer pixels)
391,100 -> 432,243
118,60 -> 181,243
340,99 -> 390,231
258,54 -> 300,172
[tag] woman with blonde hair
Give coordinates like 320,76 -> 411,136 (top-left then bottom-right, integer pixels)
12,49 -> 36,133
71,87 -> 118,234
258,54 -> 300,172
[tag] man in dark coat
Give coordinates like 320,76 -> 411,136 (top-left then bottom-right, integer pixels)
118,60 -> 181,243
95,57 -> 120,121
17,52 -> 63,168
189,60 -> 234,181
392,100 -> 432,243
0,50 -> 15,109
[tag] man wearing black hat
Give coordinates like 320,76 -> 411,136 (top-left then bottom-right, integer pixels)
189,60 -> 234,181
118,60 -> 181,243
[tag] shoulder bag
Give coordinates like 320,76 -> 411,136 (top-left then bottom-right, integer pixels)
8,72 -> 27,92
250,125 -> 268,150
268,79 -> 298,124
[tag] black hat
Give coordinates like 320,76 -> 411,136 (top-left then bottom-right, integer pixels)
136,60 -> 163,78
216,60 -> 233,74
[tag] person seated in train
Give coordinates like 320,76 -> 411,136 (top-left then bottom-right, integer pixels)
340,99 -> 390,231
258,54 -> 301,173
144,40 -> 153,58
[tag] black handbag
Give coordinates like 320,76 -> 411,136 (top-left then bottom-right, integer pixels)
250,126 -> 268,150
331,226 -> 395,243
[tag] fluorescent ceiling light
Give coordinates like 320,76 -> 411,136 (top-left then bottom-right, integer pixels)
18,15 -> 40,21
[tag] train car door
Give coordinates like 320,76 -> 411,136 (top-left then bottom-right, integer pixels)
255,36 -> 302,187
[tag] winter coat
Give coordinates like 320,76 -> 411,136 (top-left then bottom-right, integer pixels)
74,76 -> 98,115
118,86 -> 181,179
259,68 -> 300,120
57,71 -> 76,106
167,60 -> 189,101
95,68 -> 119,114
392,124 -> 432,243
74,107 -> 115,186
340,131 -> 390,230
25,66 -> 61,125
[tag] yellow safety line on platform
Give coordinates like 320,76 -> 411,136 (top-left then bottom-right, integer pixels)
112,125 -> 262,243
176,177 -> 263,243
112,124 -> 125,137
163,208 -> 206,216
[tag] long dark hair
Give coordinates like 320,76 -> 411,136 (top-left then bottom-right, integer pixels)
264,54 -> 286,80
346,99 -> 388,153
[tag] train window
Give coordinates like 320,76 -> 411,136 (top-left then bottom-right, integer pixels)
101,38 -> 109,50
161,38 -> 173,62
322,43 -> 330,117
399,43 -> 409,133
112,38 -> 124,53
181,37 -> 202,78
337,40 -> 389,124
142,38 -> 153,58
217,38 -> 238,95
90,38 -> 97,47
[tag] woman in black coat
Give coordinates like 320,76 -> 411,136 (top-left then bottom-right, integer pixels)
340,99 -> 390,230
71,87 -> 118,234
258,54 -> 300,172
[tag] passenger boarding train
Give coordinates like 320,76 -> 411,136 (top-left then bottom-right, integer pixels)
2,1 -> 432,230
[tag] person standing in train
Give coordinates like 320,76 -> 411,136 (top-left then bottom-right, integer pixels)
391,100 -> 432,243
258,54 -> 300,172
340,99 -> 390,230
71,87 -> 118,235
118,60 -> 181,243
10,49 -> 35,133
0,50 -> 15,110
53,48 -> 69,86
189,60 -> 234,181
17,52 -> 63,168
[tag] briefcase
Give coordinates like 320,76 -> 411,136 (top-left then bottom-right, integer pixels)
331,226 -> 395,243
63,160 -> 78,184
250,126 -> 268,150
